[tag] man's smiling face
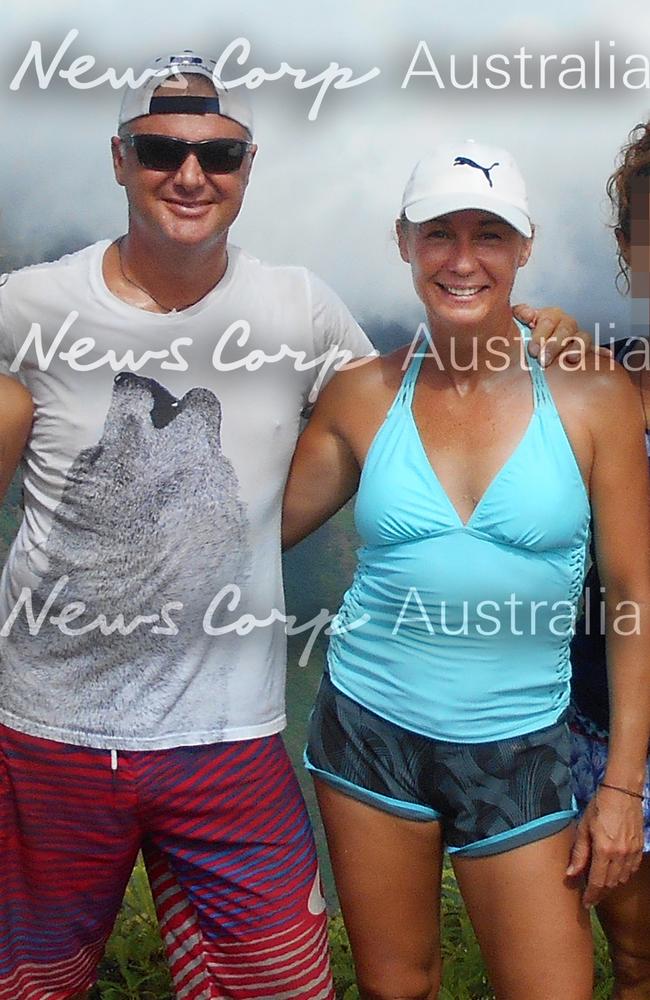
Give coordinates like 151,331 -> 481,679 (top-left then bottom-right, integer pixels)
111,76 -> 256,250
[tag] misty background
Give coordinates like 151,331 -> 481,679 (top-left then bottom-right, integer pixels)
2,0 -> 650,341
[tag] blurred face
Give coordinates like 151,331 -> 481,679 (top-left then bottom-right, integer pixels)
397,209 -> 532,329
619,182 -> 650,298
111,86 -> 256,250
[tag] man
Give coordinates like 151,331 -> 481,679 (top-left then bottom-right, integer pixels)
0,50 -> 582,1000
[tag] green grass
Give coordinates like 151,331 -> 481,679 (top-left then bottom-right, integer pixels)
90,858 -> 614,999
89,864 -> 172,1000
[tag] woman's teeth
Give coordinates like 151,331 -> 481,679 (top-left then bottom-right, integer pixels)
443,286 -> 481,297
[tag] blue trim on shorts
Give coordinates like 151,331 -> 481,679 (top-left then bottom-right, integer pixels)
448,809 -> 577,857
304,750 -> 442,822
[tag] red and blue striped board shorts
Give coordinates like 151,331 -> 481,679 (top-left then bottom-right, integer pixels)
0,724 -> 334,1000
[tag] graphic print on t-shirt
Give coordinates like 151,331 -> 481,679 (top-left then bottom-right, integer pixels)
4,372 -> 251,737
0,240 -> 373,747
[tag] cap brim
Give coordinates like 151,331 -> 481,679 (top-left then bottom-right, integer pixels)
404,193 -> 532,238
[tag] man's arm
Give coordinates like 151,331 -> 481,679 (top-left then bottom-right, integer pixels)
0,375 -> 33,504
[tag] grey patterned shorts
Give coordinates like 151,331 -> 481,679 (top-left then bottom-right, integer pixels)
305,674 -> 576,857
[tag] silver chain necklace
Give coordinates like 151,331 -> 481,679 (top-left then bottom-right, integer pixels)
115,237 -> 191,312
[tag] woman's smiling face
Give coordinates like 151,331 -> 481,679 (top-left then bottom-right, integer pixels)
397,209 -> 533,331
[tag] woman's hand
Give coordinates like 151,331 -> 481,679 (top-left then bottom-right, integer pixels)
513,303 -> 611,367
566,786 -> 645,907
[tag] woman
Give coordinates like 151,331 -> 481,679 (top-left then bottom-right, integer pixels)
282,140 -> 650,1000
570,122 -> 650,1000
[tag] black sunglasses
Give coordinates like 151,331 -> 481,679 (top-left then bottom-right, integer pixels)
121,133 -> 253,174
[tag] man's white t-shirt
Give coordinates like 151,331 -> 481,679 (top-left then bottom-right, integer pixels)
0,240 -> 372,749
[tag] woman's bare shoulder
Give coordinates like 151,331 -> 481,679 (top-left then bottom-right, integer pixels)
334,343 -> 413,397
544,351 -> 638,409
308,343 -> 414,439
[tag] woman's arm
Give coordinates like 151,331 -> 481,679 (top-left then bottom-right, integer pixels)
566,362 -> 650,906
0,374 -> 33,504
282,367 -> 363,550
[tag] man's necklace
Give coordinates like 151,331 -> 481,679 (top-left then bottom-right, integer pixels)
115,237 -> 192,312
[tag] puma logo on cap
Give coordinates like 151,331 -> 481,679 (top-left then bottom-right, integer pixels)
453,156 -> 500,188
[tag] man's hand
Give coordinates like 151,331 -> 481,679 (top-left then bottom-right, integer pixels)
566,787 -> 644,908
513,303 -> 611,368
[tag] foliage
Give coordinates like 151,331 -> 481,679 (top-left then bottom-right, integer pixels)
89,862 -> 172,1000
0,476 -> 22,561
437,866 -> 493,999
593,919 -> 615,1000
92,860 -> 613,999
328,913 -> 359,999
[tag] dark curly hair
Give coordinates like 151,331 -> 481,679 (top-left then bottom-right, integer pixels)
607,120 -> 650,292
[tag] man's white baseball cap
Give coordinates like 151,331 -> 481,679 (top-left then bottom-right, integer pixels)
401,139 -> 531,237
118,50 -> 254,136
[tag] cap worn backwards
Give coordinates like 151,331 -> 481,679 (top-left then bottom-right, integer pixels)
118,50 -> 254,136
401,139 -> 531,237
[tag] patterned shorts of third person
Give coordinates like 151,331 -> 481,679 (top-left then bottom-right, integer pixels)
570,719 -> 650,852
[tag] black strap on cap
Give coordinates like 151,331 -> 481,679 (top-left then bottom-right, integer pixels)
148,96 -> 222,115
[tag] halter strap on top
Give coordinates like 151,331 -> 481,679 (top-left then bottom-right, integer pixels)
327,321 -> 591,743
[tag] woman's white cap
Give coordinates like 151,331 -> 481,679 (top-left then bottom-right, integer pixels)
401,139 -> 531,237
